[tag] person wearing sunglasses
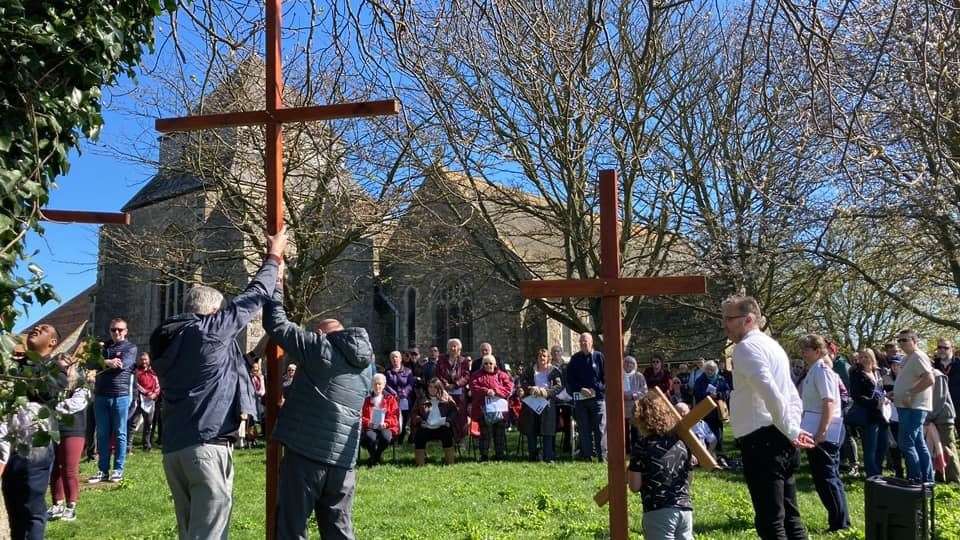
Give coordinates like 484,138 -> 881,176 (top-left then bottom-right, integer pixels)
890,329 -> 936,483
88,317 -> 137,485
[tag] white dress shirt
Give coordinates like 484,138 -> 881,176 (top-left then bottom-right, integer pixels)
730,329 -> 803,440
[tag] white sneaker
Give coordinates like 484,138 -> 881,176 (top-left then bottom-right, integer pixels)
87,471 -> 107,484
61,505 -> 77,522
47,503 -> 65,520
109,470 -> 123,483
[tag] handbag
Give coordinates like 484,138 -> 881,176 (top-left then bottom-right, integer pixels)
717,399 -> 730,423
844,402 -> 869,427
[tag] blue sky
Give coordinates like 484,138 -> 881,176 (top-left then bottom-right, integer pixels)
14,103 -> 156,332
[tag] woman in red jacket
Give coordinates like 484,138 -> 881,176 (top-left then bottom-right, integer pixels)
470,355 -> 514,461
360,373 -> 400,466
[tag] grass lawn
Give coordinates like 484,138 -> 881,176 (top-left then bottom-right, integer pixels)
47,432 -> 960,539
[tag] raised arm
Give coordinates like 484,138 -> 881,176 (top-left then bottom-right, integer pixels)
202,228 -> 286,344
263,285 -> 330,365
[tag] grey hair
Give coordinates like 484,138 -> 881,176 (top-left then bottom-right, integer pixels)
389,350 -> 402,360
372,373 -> 386,385
447,338 -> 462,349
183,285 -> 224,315
704,360 -> 719,374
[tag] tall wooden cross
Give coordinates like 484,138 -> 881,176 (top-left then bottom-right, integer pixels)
519,169 -> 707,540
154,2 -> 399,538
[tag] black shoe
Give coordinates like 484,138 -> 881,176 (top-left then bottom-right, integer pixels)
479,455 -> 489,462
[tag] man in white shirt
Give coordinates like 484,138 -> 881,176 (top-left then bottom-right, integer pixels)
722,296 -> 814,540
891,328 -> 935,483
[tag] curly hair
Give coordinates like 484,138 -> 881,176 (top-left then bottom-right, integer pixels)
632,393 -> 679,436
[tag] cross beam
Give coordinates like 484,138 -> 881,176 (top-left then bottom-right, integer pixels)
40,209 -> 130,225
519,169 -> 707,540
593,387 -> 718,507
154,2 -> 399,538
155,100 -> 400,133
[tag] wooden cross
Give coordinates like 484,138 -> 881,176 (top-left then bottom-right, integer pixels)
40,209 -> 130,225
519,169 -> 707,540
154,2 -> 399,538
593,386 -> 718,507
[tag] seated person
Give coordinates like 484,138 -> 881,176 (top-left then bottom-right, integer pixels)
469,355 -> 514,461
676,402 -> 717,454
629,393 -> 695,540
360,373 -> 400,466
410,378 -> 458,466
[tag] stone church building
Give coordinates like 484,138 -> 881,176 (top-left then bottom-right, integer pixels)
31,65 -> 721,370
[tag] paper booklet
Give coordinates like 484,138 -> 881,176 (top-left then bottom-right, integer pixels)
371,408 -> 386,427
522,396 -> 549,415
485,396 -> 509,413
800,411 -> 843,445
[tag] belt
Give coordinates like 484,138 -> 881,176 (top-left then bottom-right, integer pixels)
205,439 -> 234,448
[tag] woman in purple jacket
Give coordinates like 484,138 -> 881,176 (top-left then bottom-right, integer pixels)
385,351 -> 416,444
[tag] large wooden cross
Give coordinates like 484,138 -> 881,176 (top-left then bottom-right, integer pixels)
519,169 -> 707,540
154,2 -> 399,538
40,209 -> 130,225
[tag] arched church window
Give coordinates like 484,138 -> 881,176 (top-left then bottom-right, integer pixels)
434,285 -> 473,352
434,301 -> 448,348
460,299 -> 474,352
406,287 -> 417,348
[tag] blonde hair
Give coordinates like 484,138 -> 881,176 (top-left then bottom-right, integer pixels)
858,348 -> 878,370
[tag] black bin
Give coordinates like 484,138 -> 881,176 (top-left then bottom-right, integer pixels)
865,477 -> 935,540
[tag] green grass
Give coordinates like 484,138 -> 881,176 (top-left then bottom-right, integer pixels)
46,433 -> 960,539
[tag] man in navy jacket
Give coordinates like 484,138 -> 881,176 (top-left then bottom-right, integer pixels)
88,317 -> 137,484
565,332 -> 606,461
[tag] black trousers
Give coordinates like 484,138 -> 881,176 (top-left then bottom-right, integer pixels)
1,446 -> 54,540
738,425 -> 808,540
276,448 -> 356,540
360,429 -> 392,463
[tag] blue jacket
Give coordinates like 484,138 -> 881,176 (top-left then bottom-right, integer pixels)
565,350 -> 605,399
265,286 -> 374,468
150,258 -> 278,454
95,340 -> 138,396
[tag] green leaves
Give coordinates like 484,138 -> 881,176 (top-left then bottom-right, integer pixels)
0,0 -> 177,443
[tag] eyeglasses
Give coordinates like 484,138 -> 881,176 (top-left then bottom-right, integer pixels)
110,328 -> 126,333
896,337 -> 910,343
723,315 -> 747,321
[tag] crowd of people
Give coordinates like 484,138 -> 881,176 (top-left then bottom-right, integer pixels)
1,224 -> 956,540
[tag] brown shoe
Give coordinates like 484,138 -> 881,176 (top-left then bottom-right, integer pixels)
443,447 -> 456,465
415,449 -> 427,467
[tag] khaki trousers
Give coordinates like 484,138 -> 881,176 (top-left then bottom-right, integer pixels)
162,443 -> 234,540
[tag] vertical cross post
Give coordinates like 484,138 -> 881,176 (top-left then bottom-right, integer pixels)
264,1 -> 284,538
519,169 -> 708,539
598,170 -> 628,537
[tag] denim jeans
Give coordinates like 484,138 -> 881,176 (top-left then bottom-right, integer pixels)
862,421 -> 890,478
95,394 -> 131,474
897,407 -> 933,483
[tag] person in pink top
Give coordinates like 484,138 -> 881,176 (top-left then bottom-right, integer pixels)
469,355 -> 514,461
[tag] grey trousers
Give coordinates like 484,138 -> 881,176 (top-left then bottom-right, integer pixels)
276,448 -> 356,540
642,507 -> 694,540
162,443 -> 234,540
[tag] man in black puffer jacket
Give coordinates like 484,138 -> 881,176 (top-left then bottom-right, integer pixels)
264,278 -> 374,540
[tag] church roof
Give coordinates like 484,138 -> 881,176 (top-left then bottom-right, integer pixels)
121,173 -> 205,212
